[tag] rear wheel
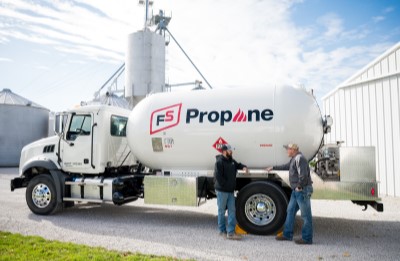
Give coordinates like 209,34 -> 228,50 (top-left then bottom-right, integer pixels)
26,174 -> 60,215
236,182 -> 288,235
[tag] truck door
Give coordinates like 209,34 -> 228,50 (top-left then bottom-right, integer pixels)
61,113 -> 94,173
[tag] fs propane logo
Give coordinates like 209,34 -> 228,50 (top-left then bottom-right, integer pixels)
186,108 -> 274,126
150,103 -> 274,134
150,103 -> 182,134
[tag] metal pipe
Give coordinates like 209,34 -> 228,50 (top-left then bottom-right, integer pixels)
98,63 -> 125,92
165,28 -> 213,89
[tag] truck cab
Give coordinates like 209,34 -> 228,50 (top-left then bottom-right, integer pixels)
59,105 -> 135,174
12,105 -> 140,215
18,105 -> 136,176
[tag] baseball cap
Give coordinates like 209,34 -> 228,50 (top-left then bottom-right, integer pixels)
221,144 -> 233,151
283,143 -> 299,150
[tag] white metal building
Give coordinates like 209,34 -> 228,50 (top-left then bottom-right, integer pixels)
322,42 -> 400,197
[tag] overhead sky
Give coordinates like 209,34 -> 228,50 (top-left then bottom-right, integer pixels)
1,0 -> 399,112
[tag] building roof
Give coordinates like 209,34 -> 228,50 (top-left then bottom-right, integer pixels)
322,41 -> 400,100
87,92 -> 131,109
0,88 -> 48,110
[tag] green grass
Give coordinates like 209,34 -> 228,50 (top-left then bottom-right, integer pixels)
0,231 -> 185,261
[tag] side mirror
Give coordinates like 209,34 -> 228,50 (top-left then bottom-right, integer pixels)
323,115 -> 333,134
54,112 -> 70,136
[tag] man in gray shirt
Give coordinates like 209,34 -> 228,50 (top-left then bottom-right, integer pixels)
266,143 -> 313,244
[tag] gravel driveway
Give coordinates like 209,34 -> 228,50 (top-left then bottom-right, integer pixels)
1,168 -> 399,261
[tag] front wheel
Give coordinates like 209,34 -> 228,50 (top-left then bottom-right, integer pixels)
236,182 -> 288,235
26,174 -> 60,215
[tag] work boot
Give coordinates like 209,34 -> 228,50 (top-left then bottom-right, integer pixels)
275,235 -> 291,241
227,233 -> 242,240
219,232 -> 227,238
294,238 -> 312,245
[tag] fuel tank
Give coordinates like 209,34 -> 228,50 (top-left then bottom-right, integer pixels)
127,86 -> 324,170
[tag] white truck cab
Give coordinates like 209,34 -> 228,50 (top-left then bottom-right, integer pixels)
59,105 -> 135,174
19,105 -> 136,176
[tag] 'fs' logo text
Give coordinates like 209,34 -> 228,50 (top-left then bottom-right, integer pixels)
150,103 -> 182,134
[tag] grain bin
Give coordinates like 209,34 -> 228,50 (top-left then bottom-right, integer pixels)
88,91 -> 131,109
0,89 -> 49,166
125,30 -> 166,106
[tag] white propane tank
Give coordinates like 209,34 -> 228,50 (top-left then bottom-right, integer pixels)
127,86 -> 323,170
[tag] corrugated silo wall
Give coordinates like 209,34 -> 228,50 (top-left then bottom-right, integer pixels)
0,105 -> 49,166
322,45 -> 400,197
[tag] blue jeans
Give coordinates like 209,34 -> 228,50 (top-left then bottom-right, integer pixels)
216,190 -> 236,234
283,185 -> 313,243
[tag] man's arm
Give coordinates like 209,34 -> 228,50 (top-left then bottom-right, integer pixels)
234,160 -> 247,170
272,161 -> 291,171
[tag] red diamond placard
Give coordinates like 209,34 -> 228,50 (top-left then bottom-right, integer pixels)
213,137 -> 229,152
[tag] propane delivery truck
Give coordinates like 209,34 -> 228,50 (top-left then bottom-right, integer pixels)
10,85 -> 383,235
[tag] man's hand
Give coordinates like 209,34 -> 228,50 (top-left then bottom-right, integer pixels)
265,166 -> 273,172
243,167 -> 249,174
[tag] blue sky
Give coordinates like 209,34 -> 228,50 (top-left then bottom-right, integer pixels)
0,0 -> 399,112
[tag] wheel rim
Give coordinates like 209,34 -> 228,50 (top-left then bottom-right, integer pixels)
244,193 -> 276,226
32,183 -> 52,208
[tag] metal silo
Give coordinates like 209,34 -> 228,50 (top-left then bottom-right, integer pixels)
125,30 -> 166,106
0,89 -> 49,166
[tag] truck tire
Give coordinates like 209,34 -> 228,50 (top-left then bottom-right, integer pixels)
26,174 -> 60,215
236,181 -> 288,235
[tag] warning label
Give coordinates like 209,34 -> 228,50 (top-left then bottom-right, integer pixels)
213,137 -> 229,153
